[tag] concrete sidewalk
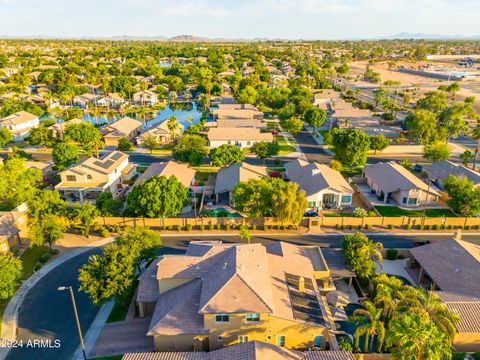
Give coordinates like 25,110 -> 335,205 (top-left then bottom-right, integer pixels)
0,237 -> 115,360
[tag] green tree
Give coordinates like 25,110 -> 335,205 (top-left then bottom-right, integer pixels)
0,127 -> 13,147
373,274 -> 417,322
460,149 -> 473,167
115,227 -> 161,269
209,144 -> 245,167
271,182 -> 307,225
126,175 -> 188,218
141,134 -> 159,153
386,314 -> 452,360
281,117 -> 304,135
304,108 -> 326,132
336,63 -> 349,75
350,301 -> 385,353
167,115 -> 180,139
415,91 -> 447,113
235,85 -> 258,105
423,141 -> 450,162
0,254 -> 23,299
70,202 -> 100,237
331,129 -> 370,170
443,175 -> 480,216
27,189 -> 67,219
78,243 -> 135,305
95,192 -> 123,216
117,137 -> 134,151
472,120 -> 480,170
65,122 -> 104,157
239,225 -> 251,244
406,110 -> 441,144
52,142 -> 79,169
173,134 -> 208,166
438,102 -> 474,142
28,122 -> 54,147
250,141 -> 279,165
30,215 -> 65,249
342,232 -> 383,279
369,134 -> 389,154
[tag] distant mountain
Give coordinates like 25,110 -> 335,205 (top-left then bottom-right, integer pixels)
380,32 -> 480,40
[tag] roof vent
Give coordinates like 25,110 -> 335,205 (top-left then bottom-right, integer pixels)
195,264 -> 200,270
454,268 -> 459,273
223,262 -> 228,270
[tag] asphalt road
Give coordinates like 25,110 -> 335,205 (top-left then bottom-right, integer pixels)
6,233 -> 480,359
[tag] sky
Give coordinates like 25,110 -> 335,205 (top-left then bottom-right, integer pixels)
0,0 -> 479,39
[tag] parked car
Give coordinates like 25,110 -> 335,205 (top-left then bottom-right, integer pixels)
304,211 -> 319,217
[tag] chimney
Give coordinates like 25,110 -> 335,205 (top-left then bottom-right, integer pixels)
298,276 -> 305,292
455,229 -> 462,241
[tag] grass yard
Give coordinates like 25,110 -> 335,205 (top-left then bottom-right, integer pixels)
275,136 -> 296,155
20,245 -> 50,279
374,206 -> 457,217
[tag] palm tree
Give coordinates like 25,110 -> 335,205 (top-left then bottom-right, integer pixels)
471,120 -> 480,170
460,149 -> 473,167
90,107 -> 100,126
240,225 -> 251,244
373,274 -> 417,322
167,115 -> 179,140
350,301 -> 385,353
357,240 -> 383,264
409,288 -> 460,343
386,314 -> 452,360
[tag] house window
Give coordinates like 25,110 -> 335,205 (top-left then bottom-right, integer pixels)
87,175 -> 92,180
276,336 -> 286,347
402,197 -> 408,204
228,140 -> 232,145
215,314 -> 229,323
247,141 -> 251,146
408,198 -> 418,205
313,335 -> 323,347
238,336 -> 248,343
217,336 -> 223,342
66,175 -> 76,182
266,335 -> 272,341
246,313 -> 260,322
341,195 -> 351,204
308,201 -> 316,208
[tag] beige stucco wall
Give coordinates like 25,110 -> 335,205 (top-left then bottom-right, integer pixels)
454,332 -> 480,352
153,334 -> 208,352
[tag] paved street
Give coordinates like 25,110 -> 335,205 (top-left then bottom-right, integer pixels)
5,233 -> 480,359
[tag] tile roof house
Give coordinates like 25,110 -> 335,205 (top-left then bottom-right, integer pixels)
213,163 -> 267,205
425,160 -> 480,189
55,151 -> 136,202
285,160 -> 353,211
133,90 -> 159,105
133,161 -> 196,189
50,118 -> 85,139
0,213 -> 20,254
212,103 -> 264,128
0,111 -> 39,141
208,127 -> 273,149
136,120 -> 184,147
312,90 -> 340,107
122,342 -> 355,360
72,93 -> 102,108
100,117 -> 143,147
409,238 -> 480,351
97,93 -> 125,108
136,241 -> 338,352
362,161 -> 439,207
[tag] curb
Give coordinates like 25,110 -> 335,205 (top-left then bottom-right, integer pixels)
0,237 -> 115,360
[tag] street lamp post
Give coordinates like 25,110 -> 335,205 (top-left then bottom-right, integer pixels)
58,286 -> 87,360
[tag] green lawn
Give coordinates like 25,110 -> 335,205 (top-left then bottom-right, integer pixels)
275,136 -> 296,155
20,245 -> 50,279
374,206 -> 457,217
107,279 -> 138,323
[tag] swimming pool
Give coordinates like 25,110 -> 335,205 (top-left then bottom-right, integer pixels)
205,207 -> 242,218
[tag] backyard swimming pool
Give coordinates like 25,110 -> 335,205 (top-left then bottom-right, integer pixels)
203,207 -> 242,218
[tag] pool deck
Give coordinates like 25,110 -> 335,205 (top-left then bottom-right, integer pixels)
375,259 -> 415,285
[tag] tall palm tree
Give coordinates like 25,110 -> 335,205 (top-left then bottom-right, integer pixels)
357,240 -> 383,264
471,120 -> 480,170
350,301 -> 385,353
167,115 -> 179,140
386,314 -> 452,360
460,149 -> 473,167
373,274 -> 417,322
409,288 -> 460,343
90,107 -> 100,126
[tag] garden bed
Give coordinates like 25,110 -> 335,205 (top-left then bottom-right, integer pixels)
374,206 -> 457,217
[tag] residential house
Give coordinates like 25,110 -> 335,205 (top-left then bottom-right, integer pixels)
362,161 -> 440,207
136,120 -> 184,147
122,342 -> 355,360
312,90 -> 340,107
214,163 -> 267,204
50,118 -> 84,139
136,241 -> 339,352
285,159 -> 354,211
72,93 -> 101,108
100,117 -> 143,147
55,151 -> 136,202
97,93 -> 125,108
132,161 -> 195,189
425,160 -> 480,189
133,90 -> 158,105
24,161 -> 53,180
208,127 -> 273,148
409,237 -> 480,351
0,213 -> 20,254
0,111 -> 39,141
212,103 -> 264,128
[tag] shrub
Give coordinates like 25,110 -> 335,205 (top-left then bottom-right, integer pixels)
424,224 -> 431,230
251,225 -> 256,230
34,263 -> 42,272
186,224 -> 193,231
49,248 -> 60,255
208,223 -> 214,231
465,225 -> 471,230
364,224 -> 370,229
367,211 -> 376,217
405,224 -> 411,230
348,225 -> 352,230
432,224 -> 439,230
336,224 -> 341,230
386,249 -> 398,260
471,352 -> 480,360
216,224 -> 221,230
473,225 -> 479,230
457,225 -> 464,230
358,225 -> 363,230
200,224 -> 205,231
387,224 -> 394,230
225,224 -> 231,231
417,224 -> 424,230
452,353 -> 467,360
99,228 -> 110,237
39,252 -> 52,264
281,225 -> 286,230
176,225 -> 182,231
264,225 -> 270,230
446,224 -> 453,230
353,207 -> 368,218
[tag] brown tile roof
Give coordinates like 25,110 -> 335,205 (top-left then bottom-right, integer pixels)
436,292 -> 480,333
208,127 -> 273,142
0,111 -> 38,125
123,342 -> 355,360
410,239 -> 480,297
214,163 -> 266,194
133,161 -> 195,188
101,117 -> 142,138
